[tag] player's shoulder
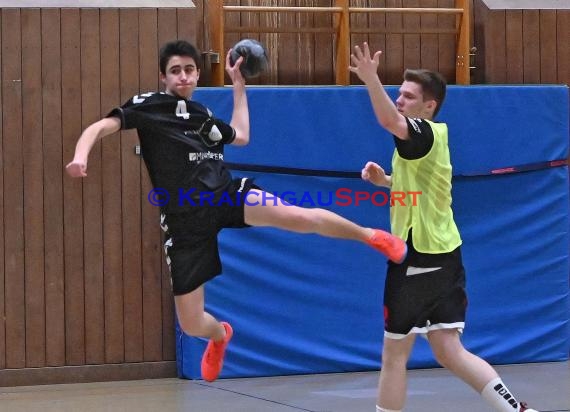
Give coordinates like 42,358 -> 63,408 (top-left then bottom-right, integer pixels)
184,99 -> 214,118
423,119 -> 448,134
405,117 -> 429,133
122,92 -> 183,114
130,91 -> 173,104
186,98 -> 209,110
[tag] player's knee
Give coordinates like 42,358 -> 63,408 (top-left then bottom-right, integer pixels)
432,345 -> 460,368
380,351 -> 409,370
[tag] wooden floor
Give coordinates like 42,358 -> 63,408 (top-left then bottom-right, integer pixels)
0,362 -> 568,412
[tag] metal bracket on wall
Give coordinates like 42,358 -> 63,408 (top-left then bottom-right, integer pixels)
202,50 -> 220,64
469,47 -> 477,70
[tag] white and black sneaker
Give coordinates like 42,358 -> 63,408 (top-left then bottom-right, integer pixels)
519,402 -> 538,412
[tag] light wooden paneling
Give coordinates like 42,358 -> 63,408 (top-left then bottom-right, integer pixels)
0,5 -> 194,386
100,9 -> 125,365
2,8 -> 26,370
139,8 -> 163,362
81,8 -> 105,365
473,0 -> 570,85
22,8 -> 45,369
0,9 -> 6,371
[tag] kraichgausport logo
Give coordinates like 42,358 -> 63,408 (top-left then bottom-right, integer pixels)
146,187 -> 422,208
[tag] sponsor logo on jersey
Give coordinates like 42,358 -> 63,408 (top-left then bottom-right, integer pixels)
188,152 -> 224,162
405,266 -> 442,276
409,117 -> 422,134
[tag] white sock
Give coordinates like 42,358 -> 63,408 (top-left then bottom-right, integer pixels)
376,406 -> 402,412
481,377 -> 520,411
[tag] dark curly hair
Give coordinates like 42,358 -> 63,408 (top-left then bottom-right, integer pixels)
159,40 -> 202,75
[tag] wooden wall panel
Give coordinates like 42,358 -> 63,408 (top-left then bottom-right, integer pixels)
368,0 -> 387,83
557,10 -> 569,87
278,0 -> 299,84
505,10 -> 523,83
0,9 -> 4,370
257,3 -> 278,85
81,8 -> 105,365
420,0 -> 439,72
41,10 -> 65,366
21,8 -> 45,368
2,9 -> 25,369
299,1 -> 316,83
158,8 -> 178,47
485,8 -> 506,83
119,8 -> 144,363
61,9 -> 85,366
178,7 -> 195,47
203,0 -> 473,85
522,10 -> 540,84
403,0 -> 421,70
350,0 -> 369,84
239,1 -> 260,84
200,1 -> 568,85
473,0 -> 569,86
436,0 -> 455,83
539,10 -> 557,84
471,0 -> 487,84
385,0 -> 404,84
314,1 -> 334,84
100,9 -> 125,365
219,0 -> 240,86
139,8 -> 163,362
1,5 -> 193,386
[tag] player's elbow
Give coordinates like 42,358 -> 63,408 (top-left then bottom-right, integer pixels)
232,131 -> 250,146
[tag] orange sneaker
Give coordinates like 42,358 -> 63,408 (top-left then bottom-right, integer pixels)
201,321 -> 233,382
366,229 -> 407,263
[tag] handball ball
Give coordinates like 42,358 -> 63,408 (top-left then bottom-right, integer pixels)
230,39 -> 269,79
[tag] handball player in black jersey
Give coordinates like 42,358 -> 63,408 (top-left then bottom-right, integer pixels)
66,40 -> 406,383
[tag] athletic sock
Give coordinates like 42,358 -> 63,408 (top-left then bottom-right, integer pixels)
376,406 -> 402,412
481,377 -> 520,411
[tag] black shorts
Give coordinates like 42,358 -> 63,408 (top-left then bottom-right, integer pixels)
383,239 -> 467,339
161,177 -> 259,295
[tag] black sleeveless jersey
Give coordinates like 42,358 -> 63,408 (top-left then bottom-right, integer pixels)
108,92 -> 237,214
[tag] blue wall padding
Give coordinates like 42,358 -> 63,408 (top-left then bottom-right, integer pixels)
194,85 -> 569,175
176,86 -> 570,379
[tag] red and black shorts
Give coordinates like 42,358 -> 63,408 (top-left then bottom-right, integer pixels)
383,239 -> 467,339
161,177 -> 259,295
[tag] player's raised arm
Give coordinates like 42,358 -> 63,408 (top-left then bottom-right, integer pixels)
225,49 -> 250,146
349,42 -> 409,140
66,116 -> 121,177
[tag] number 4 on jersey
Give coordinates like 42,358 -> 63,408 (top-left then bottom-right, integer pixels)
175,100 -> 190,119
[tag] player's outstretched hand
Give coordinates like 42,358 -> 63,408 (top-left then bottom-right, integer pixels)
362,161 -> 390,187
349,42 -> 382,85
66,161 -> 87,177
226,49 -> 245,85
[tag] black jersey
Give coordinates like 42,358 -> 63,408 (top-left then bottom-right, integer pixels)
108,92 -> 237,214
393,117 -> 435,160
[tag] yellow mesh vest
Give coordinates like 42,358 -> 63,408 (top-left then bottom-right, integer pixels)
390,120 -> 462,253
